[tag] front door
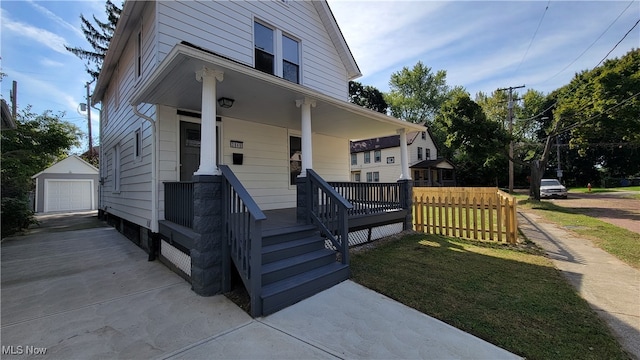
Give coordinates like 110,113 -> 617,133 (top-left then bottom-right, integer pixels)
180,121 -> 201,181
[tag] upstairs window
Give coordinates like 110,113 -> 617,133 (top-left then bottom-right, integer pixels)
136,29 -> 142,78
351,153 -> 357,165
426,148 -> 431,160
421,131 -> 426,140
254,22 -> 274,75
364,152 -> 371,164
417,147 -> 423,160
374,150 -> 381,163
282,34 -> 299,83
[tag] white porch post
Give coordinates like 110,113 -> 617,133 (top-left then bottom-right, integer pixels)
194,67 -> 224,176
398,128 -> 411,180
296,98 -> 316,177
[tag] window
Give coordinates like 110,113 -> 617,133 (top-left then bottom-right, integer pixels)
289,135 -> 301,185
112,144 -> 121,192
351,153 -> 357,165
254,21 -> 300,83
374,150 -> 381,163
354,173 -> 361,182
282,34 -> 299,83
364,152 -> 371,163
373,172 -> 379,182
386,156 -> 395,164
417,147 -> 423,160
134,128 -> 142,161
426,148 -> 431,160
366,172 -> 372,182
254,22 -> 274,75
421,131 -> 426,140
136,29 -> 142,78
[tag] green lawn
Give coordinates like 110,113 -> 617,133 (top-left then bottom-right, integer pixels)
518,199 -> 640,269
351,234 -> 631,360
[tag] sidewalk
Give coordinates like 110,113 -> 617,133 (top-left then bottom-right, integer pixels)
1,213 -> 518,359
518,210 -> 640,359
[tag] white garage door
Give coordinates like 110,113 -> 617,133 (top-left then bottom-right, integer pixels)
45,180 -> 93,212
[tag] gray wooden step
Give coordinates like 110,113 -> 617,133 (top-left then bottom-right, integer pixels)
261,262 -> 349,316
261,248 -> 337,285
262,235 -> 325,264
262,224 -> 318,246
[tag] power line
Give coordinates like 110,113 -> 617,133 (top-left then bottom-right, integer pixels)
539,0 -> 636,84
514,0 -> 551,75
594,17 -> 640,69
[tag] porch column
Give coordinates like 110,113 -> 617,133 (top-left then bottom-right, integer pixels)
194,67 -> 224,176
398,128 -> 411,180
296,98 -> 316,177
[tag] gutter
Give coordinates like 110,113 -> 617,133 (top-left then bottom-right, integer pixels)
132,104 -> 159,233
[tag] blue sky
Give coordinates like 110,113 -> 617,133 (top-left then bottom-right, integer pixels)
1,0 -> 639,153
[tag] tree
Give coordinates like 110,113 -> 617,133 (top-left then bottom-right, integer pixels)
348,81 -> 388,113
1,107 -> 82,237
65,0 -> 122,81
434,91 -> 510,186
385,61 -> 450,124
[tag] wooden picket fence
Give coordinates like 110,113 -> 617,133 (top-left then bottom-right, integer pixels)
413,187 -> 518,244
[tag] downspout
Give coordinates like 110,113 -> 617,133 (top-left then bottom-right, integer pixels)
132,104 -> 158,233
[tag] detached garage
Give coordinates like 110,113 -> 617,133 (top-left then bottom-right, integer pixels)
32,156 -> 99,213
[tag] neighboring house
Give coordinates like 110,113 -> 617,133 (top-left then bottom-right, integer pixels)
31,155 -> 99,213
1,99 -> 16,130
93,0 -> 424,316
351,129 -> 456,186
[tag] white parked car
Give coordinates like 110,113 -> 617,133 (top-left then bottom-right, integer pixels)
540,179 -> 568,199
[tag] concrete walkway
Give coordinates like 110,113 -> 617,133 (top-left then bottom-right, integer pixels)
519,211 -> 640,359
1,213 -> 518,359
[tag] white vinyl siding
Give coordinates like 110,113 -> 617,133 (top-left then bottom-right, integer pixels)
221,117 -> 348,210
156,1 -> 348,99
99,3 -> 157,229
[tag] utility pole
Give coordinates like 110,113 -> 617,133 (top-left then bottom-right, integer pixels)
498,84 -> 525,193
556,136 -> 562,182
85,82 -> 93,156
10,80 -> 17,119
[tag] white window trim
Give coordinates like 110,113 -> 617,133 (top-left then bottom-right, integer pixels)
135,24 -> 143,80
253,18 -> 301,84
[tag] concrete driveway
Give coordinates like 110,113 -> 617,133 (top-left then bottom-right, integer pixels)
1,212 -> 518,359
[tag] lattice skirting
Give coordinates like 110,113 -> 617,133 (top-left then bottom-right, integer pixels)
161,240 -> 191,276
325,222 -> 404,249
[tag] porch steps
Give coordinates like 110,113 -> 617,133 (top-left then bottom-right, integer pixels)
260,225 -> 349,316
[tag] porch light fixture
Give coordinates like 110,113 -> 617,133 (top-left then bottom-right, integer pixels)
217,97 -> 235,108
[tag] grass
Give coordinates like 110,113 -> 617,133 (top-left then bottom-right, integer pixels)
518,199 -> 640,269
350,234 -> 631,360
570,186 -> 640,193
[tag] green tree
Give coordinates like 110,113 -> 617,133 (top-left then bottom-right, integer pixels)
1,107 -> 82,237
348,81 -> 388,113
385,61 -> 450,124
65,0 -> 122,81
434,91 -> 510,186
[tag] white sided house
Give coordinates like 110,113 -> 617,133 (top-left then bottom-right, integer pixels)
93,0 -> 424,316
351,129 -> 456,186
31,155 -> 99,213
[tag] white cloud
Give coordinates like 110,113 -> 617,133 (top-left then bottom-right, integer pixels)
1,9 -> 69,55
41,58 -> 65,68
25,0 -> 85,39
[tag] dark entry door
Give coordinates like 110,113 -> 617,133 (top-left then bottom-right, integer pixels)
180,121 -> 201,181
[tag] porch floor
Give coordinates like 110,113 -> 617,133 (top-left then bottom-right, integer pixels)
262,208 -> 301,233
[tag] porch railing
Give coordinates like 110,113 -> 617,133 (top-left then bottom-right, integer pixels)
164,181 -> 194,228
307,169 -> 353,264
328,181 -> 405,216
220,165 -> 266,317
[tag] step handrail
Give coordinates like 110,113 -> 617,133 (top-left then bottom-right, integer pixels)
306,169 -> 353,264
220,165 -> 266,317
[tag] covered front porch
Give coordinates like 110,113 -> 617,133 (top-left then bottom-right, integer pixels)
130,42 -> 423,317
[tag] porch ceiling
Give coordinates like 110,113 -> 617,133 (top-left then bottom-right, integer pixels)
130,43 -> 424,140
